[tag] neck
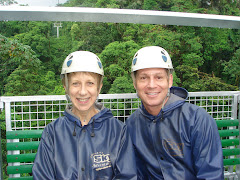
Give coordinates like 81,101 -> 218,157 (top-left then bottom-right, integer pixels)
144,97 -> 169,116
73,106 -> 98,126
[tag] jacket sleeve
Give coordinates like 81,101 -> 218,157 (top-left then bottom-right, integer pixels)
113,125 -> 137,180
32,126 -> 55,180
192,108 -> 224,180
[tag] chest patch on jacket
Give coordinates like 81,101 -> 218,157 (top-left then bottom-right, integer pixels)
91,152 -> 112,171
163,139 -> 184,157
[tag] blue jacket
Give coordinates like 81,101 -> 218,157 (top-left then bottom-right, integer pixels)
32,103 -> 137,180
126,87 -> 224,180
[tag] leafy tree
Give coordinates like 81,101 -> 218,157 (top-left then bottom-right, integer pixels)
1,0 -> 240,95
48,35 -> 73,74
99,40 -> 140,71
171,0 -> 198,12
196,28 -> 234,77
223,49 -> 240,87
70,22 -> 122,53
96,0 -> 119,8
109,76 -> 135,93
175,65 -> 238,91
14,22 -> 53,61
99,40 -> 140,92
4,67 -> 42,96
0,21 -> 29,37
64,0 -> 98,7
38,71 -> 59,95
197,0 -> 240,15
52,84 -> 65,95
105,64 -> 125,84
0,34 -> 41,95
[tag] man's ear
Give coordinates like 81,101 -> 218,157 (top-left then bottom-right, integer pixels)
169,74 -> 173,88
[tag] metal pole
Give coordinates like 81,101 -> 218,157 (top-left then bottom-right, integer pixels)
57,26 -> 59,38
0,126 -> 3,180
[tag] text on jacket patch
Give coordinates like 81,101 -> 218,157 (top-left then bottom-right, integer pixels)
163,139 -> 184,157
91,152 -> 112,171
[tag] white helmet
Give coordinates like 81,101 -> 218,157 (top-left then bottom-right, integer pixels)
61,51 -> 104,77
131,46 -> 173,72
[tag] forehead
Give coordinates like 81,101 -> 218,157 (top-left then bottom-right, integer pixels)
69,72 -> 98,80
136,68 -> 167,76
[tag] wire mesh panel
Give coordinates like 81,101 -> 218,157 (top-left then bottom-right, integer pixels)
99,93 -> 140,122
187,91 -> 238,120
9,97 -> 69,130
1,91 -> 239,131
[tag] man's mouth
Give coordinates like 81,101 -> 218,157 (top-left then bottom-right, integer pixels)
146,92 -> 159,95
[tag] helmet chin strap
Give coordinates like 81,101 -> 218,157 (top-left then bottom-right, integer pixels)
161,88 -> 170,110
65,74 -> 71,102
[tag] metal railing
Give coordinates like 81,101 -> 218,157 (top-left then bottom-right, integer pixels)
0,91 -> 239,131
1,92 -> 240,179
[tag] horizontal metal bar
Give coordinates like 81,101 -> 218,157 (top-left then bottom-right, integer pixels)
0,6 -> 239,29
1,91 -> 240,102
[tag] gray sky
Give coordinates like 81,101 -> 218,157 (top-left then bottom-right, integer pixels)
15,0 -> 68,6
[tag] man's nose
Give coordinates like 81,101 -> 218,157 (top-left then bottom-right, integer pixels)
148,78 -> 156,88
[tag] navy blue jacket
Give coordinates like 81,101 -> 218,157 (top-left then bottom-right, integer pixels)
32,103 -> 137,180
126,87 -> 224,180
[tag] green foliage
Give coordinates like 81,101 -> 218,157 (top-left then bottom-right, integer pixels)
196,28 -> 234,76
109,76 -> 135,94
70,22 -> 122,53
0,110 -> 7,179
0,21 -> 28,37
172,71 -> 181,87
14,22 -> 53,60
0,34 -> 41,95
99,41 -> 140,93
95,0 -> 119,8
4,67 -> 41,96
175,65 -> 238,91
99,40 -> 140,71
0,34 -> 66,96
223,49 -> 240,87
0,0 -> 240,97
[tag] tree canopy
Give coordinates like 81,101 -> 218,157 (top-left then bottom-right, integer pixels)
0,0 -> 239,96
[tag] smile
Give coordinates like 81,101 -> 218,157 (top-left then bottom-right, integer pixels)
146,92 -> 159,95
77,98 -> 90,103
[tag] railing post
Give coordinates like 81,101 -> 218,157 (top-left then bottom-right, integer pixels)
5,101 -> 20,178
0,126 -> 3,180
236,93 -> 240,179
0,97 -> 3,180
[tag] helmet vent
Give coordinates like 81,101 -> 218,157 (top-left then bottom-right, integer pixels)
98,61 -> 102,69
67,55 -> 73,67
133,58 -> 137,65
162,55 -> 167,62
134,53 -> 138,58
67,59 -> 72,67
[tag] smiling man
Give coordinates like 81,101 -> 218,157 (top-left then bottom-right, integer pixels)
126,46 -> 224,180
